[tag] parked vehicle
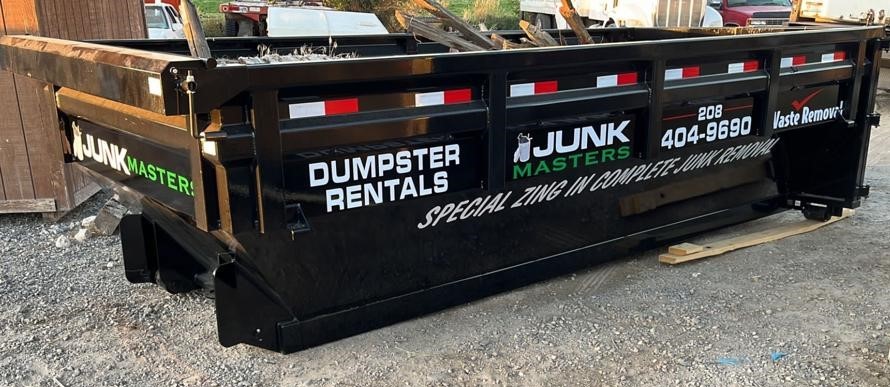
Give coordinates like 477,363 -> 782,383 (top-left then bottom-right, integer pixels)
794,0 -> 888,26
143,0 -> 180,8
220,0 -> 326,36
520,0 -> 723,28
0,24 -> 884,353
265,7 -> 388,37
707,0 -> 792,27
144,2 -> 185,39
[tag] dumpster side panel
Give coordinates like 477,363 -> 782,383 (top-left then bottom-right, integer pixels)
2,26 -> 882,353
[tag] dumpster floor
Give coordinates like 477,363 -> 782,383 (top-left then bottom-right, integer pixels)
1,92 -> 889,387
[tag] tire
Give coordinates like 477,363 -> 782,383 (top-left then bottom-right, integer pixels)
802,204 -> 836,222
237,19 -> 256,37
224,18 -> 238,37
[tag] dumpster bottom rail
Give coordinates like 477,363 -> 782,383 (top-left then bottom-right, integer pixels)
121,195 -> 789,353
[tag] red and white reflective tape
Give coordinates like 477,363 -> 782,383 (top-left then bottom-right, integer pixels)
780,51 -> 845,68
414,88 -> 472,107
595,72 -> 638,88
821,51 -> 846,63
509,80 -> 558,97
288,98 -> 359,119
780,55 -> 807,68
665,66 -> 700,81
727,60 -> 760,73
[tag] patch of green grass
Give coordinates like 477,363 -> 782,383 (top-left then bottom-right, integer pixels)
192,0 -> 226,36
445,0 -> 520,30
193,0 -> 521,36
192,0 -> 225,14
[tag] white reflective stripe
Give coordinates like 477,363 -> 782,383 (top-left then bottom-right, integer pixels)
664,68 -> 684,80
596,74 -> 618,88
821,53 -> 837,63
201,139 -> 218,157
289,101 -> 326,118
147,77 -> 162,96
415,91 -> 445,107
780,57 -> 794,68
509,83 -> 535,97
727,62 -> 745,73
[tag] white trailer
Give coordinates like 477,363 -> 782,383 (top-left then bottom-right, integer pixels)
797,0 -> 888,25
520,0 -> 723,29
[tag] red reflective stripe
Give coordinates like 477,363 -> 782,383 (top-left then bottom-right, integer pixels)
534,81 -> 558,94
743,60 -> 759,72
834,51 -> 846,61
444,88 -> 472,104
792,55 -> 807,66
682,66 -> 700,78
324,98 -> 359,115
617,72 -> 638,85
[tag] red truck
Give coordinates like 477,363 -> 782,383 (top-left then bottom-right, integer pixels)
707,0 -> 793,26
219,1 -> 326,36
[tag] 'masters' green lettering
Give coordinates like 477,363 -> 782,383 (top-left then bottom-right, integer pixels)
126,156 -> 138,175
513,163 -> 532,179
118,155 -> 195,197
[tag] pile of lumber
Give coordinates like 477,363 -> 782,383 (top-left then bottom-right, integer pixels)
396,0 -> 595,51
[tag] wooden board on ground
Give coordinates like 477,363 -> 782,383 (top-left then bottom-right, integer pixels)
659,209 -> 855,265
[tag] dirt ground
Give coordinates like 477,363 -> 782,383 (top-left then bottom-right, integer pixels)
2,75 -> 890,387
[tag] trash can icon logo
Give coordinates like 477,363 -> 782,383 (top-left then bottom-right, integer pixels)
513,134 -> 532,163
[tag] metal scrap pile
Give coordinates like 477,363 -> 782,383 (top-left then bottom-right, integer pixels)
216,44 -> 358,65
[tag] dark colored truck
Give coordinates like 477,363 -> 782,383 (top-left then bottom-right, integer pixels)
709,0 -> 793,27
0,25 -> 885,353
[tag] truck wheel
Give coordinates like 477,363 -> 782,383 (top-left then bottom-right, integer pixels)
225,18 -> 238,37
237,19 -> 256,37
801,204 -> 837,222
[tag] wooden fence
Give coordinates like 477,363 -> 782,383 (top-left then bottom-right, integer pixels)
0,0 -> 146,215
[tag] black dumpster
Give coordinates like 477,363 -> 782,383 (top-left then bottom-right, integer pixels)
0,25 -> 884,352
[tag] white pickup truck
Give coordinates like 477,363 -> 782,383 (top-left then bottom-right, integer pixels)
144,2 -> 185,39
520,0 -> 723,28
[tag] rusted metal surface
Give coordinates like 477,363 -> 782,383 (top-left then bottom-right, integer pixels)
0,35 -> 213,115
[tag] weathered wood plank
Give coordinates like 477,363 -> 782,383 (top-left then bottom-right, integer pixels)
0,0 -> 5,201
35,0 -> 58,38
413,0 -> 498,50
51,0 -> 71,39
0,198 -> 56,213
128,0 -> 147,38
121,0 -> 135,38
110,0 -> 125,39
16,77 -> 66,203
519,20 -> 558,47
180,0 -> 212,58
0,0 -> 140,213
396,11 -> 486,52
102,0 -> 116,38
659,209 -> 855,265
0,1 -> 36,201
3,0 -> 66,204
559,0 -> 594,44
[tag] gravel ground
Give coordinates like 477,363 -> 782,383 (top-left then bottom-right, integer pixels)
2,85 -> 890,387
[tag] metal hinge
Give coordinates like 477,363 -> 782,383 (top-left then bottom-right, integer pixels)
857,185 -> 871,198
285,203 -> 311,240
866,113 -> 881,128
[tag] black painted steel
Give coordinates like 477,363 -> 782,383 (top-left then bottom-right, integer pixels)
0,25 -> 884,353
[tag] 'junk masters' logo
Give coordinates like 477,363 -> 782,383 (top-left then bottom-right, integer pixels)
72,121 -> 131,175
511,119 -> 633,179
